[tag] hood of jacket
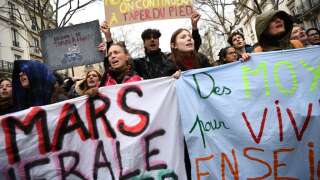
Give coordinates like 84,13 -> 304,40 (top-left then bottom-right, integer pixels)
255,10 -> 293,51
12,60 -> 56,111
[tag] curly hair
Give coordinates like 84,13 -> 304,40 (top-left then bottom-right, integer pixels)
227,32 -> 245,45
141,29 -> 161,41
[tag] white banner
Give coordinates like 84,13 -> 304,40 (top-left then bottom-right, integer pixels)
0,77 -> 186,180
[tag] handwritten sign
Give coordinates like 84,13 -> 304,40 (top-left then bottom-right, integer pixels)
105,0 -> 193,26
41,20 -> 104,70
176,47 -> 320,179
0,78 -> 186,179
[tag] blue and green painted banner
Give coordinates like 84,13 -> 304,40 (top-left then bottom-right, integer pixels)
176,46 -> 320,179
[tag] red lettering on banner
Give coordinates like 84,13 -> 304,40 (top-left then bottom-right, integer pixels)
116,85 -> 149,137
221,149 -> 239,180
86,93 -> 116,139
242,108 -> 268,144
308,142 -> 315,180
286,103 -> 313,141
1,107 -> 51,164
195,154 -> 214,180
273,148 -> 298,180
275,100 -> 284,142
243,147 -> 272,179
242,100 -> 315,144
318,160 -> 320,179
51,103 -> 90,151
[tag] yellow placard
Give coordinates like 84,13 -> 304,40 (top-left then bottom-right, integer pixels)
104,0 -> 193,26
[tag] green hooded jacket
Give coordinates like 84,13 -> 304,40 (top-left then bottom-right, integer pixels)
255,10 -> 294,52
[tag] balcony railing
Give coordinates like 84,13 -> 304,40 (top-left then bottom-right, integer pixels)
12,41 -> 19,47
0,60 -> 14,73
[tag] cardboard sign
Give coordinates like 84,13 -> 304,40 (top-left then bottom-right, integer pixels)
176,47 -> 320,179
105,0 -> 193,26
41,20 -> 104,70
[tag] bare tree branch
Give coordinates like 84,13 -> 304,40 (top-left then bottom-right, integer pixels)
195,0 -> 240,36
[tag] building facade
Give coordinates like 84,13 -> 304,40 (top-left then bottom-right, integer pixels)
234,0 -> 320,45
0,0 -> 56,77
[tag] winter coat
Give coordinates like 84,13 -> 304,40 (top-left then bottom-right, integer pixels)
12,60 -> 56,111
105,30 -> 202,79
133,49 -> 177,79
168,52 -> 212,71
68,79 -> 96,98
100,68 -> 142,87
0,97 -> 14,115
244,44 -> 253,53
253,10 -> 304,52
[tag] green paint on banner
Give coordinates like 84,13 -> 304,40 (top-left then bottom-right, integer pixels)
189,115 -> 230,149
273,61 -> 298,96
300,60 -> 320,92
241,61 -> 269,98
193,72 -> 232,99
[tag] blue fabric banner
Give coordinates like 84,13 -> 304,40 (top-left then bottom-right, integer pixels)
176,47 -> 320,179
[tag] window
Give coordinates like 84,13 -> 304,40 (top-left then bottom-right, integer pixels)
8,2 -> 16,21
33,37 -> 40,53
11,28 -> 19,47
14,54 -> 21,60
31,17 -> 38,31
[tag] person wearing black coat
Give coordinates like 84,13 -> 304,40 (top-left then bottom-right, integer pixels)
100,12 -> 203,79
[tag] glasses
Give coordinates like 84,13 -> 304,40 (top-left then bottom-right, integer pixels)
308,33 -> 319,37
227,51 -> 237,55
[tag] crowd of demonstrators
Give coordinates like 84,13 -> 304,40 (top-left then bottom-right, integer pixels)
0,8 -> 319,180
99,12 -> 203,79
306,28 -> 320,45
0,9 -> 318,117
0,9 -> 318,114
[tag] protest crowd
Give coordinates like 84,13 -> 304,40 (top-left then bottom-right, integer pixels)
0,9 -> 320,179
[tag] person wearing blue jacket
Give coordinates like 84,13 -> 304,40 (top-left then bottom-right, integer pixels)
12,60 -> 56,111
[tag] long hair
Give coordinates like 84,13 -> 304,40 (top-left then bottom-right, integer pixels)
101,41 -> 133,86
82,69 -> 101,91
170,28 -> 200,70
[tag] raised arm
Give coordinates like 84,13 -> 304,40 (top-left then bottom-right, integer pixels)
191,12 -> 202,52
